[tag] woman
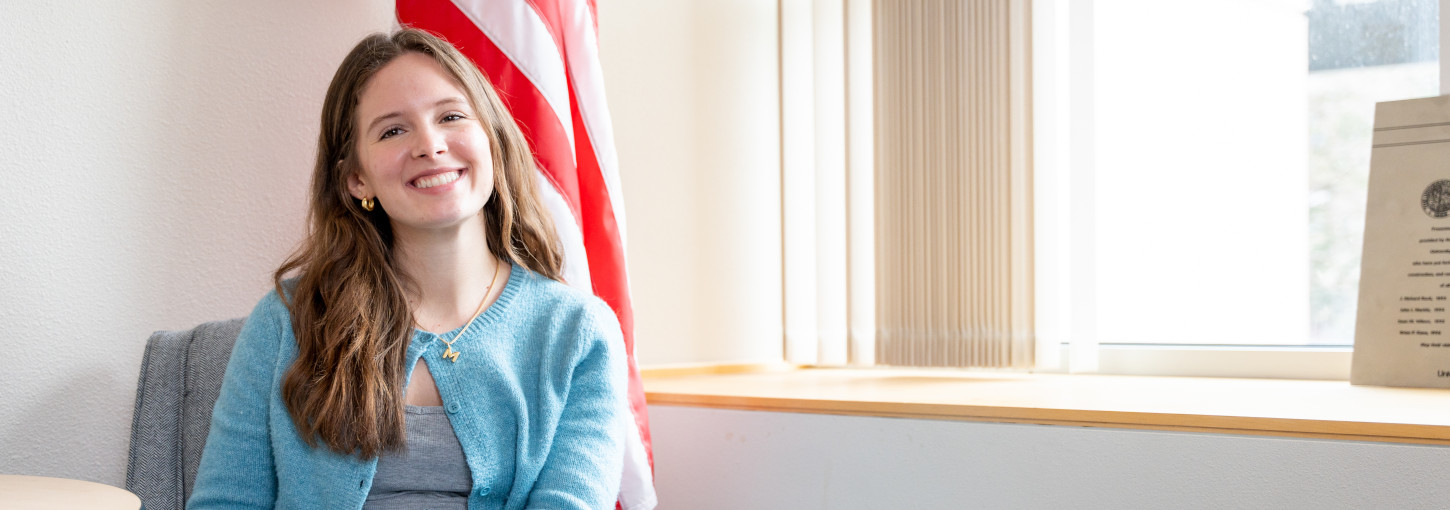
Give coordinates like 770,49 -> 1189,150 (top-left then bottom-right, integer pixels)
188,29 -> 626,509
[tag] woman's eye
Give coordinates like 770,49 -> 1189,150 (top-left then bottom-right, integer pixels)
380,127 -> 403,140
442,113 -> 465,122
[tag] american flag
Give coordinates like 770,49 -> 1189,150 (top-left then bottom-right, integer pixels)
396,1 -> 656,508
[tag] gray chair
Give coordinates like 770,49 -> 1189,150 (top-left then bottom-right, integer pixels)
125,318 -> 245,510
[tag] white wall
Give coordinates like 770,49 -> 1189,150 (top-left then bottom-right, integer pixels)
597,0 -> 783,365
0,0 -> 396,483
652,405 -> 1450,509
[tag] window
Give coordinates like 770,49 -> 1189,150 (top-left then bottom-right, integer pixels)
782,0 -> 1441,379
1034,0 -> 1440,377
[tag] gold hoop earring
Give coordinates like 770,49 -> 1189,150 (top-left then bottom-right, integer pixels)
361,197 -> 375,211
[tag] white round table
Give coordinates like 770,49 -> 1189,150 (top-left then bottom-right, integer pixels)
0,474 -> 141,510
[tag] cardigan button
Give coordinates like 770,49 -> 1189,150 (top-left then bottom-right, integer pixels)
476,485 -> 490,496
446,402 -> 462,414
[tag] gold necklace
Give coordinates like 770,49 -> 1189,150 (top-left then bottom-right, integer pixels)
438,258 -> 502,363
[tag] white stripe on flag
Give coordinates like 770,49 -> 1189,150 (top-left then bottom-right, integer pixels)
618,397 -> 657,510
534,171 -> 592,292
450,0 -> 576,158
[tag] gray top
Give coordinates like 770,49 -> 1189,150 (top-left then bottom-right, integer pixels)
364,406 -> 472,509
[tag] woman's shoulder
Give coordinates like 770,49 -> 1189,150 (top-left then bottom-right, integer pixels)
513,266 -> 610,311
249,280 -> 296,321
234,282 -> 299,350
510,266 -> 621,335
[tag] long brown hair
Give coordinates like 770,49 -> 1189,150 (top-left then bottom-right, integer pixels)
275,28 -> 564,458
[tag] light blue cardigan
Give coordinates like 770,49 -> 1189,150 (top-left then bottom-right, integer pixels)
188,265 -> 626,509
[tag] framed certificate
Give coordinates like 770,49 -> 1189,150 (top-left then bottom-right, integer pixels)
1352,94 -> 1450,388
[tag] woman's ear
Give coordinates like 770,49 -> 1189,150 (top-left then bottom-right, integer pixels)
344,161 -> 370,200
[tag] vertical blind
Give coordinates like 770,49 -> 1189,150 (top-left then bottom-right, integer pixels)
873,0 -> 1034,368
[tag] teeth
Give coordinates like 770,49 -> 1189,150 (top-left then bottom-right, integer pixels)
415,171 -> 461,189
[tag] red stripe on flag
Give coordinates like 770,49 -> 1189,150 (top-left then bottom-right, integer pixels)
396,0 -> 583,223
567,77 -> 651,465
521,0 -> 652,469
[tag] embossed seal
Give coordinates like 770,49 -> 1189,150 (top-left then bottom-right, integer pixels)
1423,180 -> 1450,218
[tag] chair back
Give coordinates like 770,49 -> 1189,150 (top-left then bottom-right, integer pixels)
124,318 -> 245,510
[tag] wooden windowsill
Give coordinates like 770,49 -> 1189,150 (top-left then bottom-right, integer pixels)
642,365 -> 1450,446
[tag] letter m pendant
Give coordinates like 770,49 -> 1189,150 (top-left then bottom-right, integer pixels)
443,347 -> 461,363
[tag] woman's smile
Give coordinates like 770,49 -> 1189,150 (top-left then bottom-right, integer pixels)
412,168 -> 466,190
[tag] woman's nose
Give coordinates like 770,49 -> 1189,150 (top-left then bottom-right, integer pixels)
414,128 -> 446,158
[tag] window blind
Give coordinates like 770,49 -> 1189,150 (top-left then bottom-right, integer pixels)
873,0 -> 1034,368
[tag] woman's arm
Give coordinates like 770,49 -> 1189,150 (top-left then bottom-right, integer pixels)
187,293 -> 286,508
527,302 -> 628,509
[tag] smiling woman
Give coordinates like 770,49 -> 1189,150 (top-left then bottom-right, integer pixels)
186,29 -> 628,510
348,53 -> 496,233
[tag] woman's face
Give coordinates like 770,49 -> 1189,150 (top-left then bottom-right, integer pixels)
348,52 -> 494,236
